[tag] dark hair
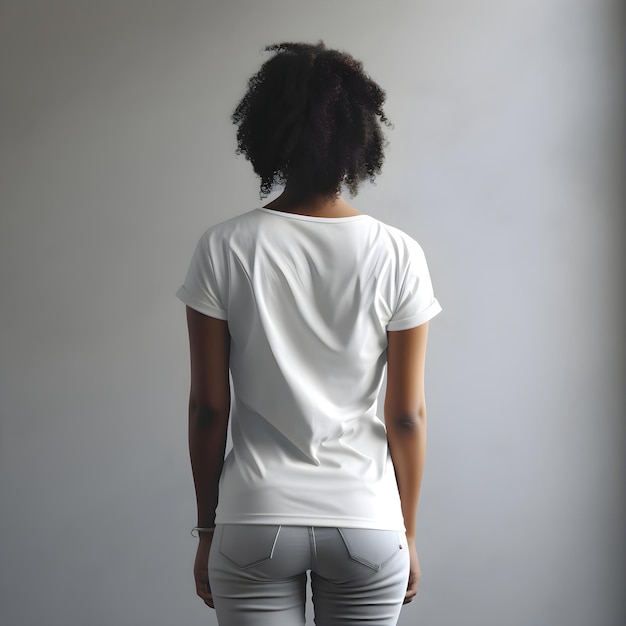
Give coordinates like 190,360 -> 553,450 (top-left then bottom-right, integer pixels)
232,41 -> 391,201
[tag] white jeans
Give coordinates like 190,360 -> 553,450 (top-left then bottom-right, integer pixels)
208,524 -> 410,626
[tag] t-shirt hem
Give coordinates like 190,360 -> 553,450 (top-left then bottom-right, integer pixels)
387,299 -> 442,331
176,285 -> 227,320
214,513 -> 406,532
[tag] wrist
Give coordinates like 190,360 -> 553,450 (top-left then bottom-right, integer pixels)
191,526 -> 216,538
198,532 -> 214,544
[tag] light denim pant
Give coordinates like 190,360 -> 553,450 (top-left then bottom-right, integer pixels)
208,524 -> 410,626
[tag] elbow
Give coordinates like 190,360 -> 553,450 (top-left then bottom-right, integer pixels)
189,401 -> 229,432
386,405 -> 427,433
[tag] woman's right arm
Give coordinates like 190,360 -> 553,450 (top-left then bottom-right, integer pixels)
385,321 -> 430,603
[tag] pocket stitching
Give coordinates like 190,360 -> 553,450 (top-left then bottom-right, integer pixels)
218,525 -> 282,569
338,528 -> 401,572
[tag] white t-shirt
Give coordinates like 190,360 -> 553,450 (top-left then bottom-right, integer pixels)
177,207 -> 442,531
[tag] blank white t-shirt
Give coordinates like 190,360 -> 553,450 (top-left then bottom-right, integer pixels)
177,207 -> 441,531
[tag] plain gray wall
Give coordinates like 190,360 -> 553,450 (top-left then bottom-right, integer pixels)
1,1 -> 623,625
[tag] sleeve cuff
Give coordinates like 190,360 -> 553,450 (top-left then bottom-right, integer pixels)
386,299 -> 442,331
175,285 -> 228,320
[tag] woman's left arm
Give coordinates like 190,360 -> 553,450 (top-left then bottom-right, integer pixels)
185,306 -> 230,607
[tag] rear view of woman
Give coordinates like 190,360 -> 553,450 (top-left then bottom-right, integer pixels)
177,41 -> 442,626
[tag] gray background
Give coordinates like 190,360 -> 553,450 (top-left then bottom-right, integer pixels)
1,1 -> 624,625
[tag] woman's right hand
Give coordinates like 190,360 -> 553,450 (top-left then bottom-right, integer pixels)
194,532 -> 215,608
404,541 -> 421,604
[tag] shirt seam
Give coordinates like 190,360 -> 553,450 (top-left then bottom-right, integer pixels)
255,207 -> 369,223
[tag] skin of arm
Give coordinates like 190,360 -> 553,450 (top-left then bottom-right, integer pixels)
385,321 -> 430,603
185,306 -> 231,608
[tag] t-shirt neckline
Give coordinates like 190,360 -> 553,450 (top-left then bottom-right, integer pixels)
256,207 -> 368,223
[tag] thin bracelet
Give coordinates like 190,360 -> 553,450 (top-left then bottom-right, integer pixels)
191,526 -> 216,538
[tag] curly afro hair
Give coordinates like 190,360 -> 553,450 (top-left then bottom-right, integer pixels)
232,41 -> 391,201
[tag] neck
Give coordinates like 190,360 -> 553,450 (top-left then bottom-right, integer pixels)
263,188 -> 361,218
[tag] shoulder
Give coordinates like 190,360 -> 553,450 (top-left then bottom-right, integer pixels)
365,216 -> 427,263
194,209 -> 265,256
201,208 -> 261,241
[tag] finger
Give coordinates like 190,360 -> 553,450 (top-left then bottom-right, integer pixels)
197,587 -> 216,609
196,582 -> 211,600
403,578 -> 419,603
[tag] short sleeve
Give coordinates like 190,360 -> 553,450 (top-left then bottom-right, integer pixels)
176,233 -> 228,319
386,240 -> 442,331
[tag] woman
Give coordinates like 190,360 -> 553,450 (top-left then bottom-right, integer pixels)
177,41 -> 442,626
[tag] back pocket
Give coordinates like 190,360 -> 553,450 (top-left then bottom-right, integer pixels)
338,528 -> 402,571
218,524 -> 282,568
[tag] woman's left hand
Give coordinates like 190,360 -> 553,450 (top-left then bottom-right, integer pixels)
194,533 -> 215,608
